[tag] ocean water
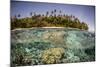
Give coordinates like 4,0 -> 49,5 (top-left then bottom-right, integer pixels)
11,28 -> 95,66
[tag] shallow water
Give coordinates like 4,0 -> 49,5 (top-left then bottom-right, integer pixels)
11,28 -> 95,66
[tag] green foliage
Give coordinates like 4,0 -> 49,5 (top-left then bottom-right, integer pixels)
11,11 -> 89,30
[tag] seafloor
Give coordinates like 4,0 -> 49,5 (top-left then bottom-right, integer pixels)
11,28 -> 95,66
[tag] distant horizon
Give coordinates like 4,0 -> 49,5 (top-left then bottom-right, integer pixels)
11,1 -> 95,31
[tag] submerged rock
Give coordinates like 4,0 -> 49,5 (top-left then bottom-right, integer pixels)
42,31 -> 66,47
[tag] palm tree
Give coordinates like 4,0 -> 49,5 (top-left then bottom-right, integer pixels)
54,9 -> 56,13
30,12 -> 32,17
46,11 -> 49,17
18,14 -> 21,18
59,10 -> 62,16
51,11 -> 53,16
54,9 -> 57,17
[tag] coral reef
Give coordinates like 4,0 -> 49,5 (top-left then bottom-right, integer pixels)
41,48 -> 64,64
11,28 -> 95,66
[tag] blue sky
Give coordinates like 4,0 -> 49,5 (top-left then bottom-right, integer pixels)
11,1 -> 95,31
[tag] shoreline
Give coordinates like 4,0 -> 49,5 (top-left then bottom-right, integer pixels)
11,27 -> 88,32
11,27 -> 94,33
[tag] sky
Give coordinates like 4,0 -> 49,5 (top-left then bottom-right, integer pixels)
11,1 -> 95,31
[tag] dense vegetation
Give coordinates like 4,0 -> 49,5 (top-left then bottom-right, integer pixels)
11,9 -> 89,30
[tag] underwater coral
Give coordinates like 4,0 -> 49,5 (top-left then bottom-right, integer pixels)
11,28 -> 95,66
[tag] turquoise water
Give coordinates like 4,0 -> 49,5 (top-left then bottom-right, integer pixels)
11,28 -> 95,66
